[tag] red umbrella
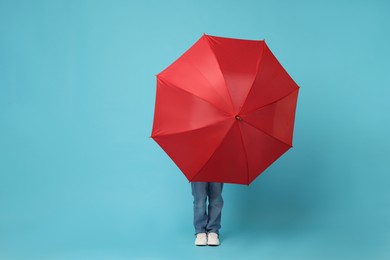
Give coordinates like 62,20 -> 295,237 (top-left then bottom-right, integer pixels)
151,34 -> 299,185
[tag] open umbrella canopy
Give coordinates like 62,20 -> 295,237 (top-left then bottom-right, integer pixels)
151,34 -> 299,185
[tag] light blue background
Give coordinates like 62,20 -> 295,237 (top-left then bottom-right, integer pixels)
1,0 -> 389,259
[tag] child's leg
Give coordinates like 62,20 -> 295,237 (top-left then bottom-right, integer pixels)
191,182 -> 209,235
206,182 -> 224,234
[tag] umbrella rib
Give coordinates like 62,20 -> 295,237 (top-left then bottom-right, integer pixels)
204,35 -> 235,112
188,120 -> 235,182
239,41 -> 265,113
239,42 -> 299,115
183,56 -> 233,113
237,123 -> 250,185
157,75 -> 231,117
151,117 -> 232,138
243,88 -> 299,116
242,120 -> 293,148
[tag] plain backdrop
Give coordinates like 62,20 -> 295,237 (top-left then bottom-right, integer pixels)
1,0 -> 389,259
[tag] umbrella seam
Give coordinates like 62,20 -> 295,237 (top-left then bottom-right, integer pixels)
239,41 -> 265,114
204,35 -> 236,113
241,120 -> 293,148
237,122 -> 250,185
240,42 -> 300,115
183,52 -> 234,115
242,87 -> 299,116
151,117 -> 232,138
157,75 -> 231,117
188,120 -> 235,182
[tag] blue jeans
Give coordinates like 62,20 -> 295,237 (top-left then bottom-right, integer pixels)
191,182 -> 224,235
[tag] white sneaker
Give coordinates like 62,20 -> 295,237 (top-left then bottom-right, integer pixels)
195,233 -> 207,246
207,232 -> 220,246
